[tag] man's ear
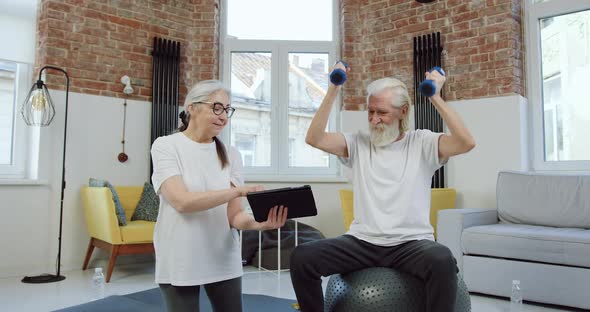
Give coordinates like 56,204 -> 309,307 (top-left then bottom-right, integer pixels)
401,104 -> 409,117
399,104 -> 410,131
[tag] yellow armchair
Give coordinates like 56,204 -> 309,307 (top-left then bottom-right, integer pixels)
81,186 -> 155,282
338,188 -> 456,238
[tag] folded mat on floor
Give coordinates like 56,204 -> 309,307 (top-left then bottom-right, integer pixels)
54,287 -> 298,312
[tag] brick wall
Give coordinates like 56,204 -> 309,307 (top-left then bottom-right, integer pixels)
36,0 -> 220,103
341,0 -> 524,110
36,0 -> 523,108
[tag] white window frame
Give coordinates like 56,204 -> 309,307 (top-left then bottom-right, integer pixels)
526,0 -> 590,171
0,60 -> 37,180
220,0 -> 345,181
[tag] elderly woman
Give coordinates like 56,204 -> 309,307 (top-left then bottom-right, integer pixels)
151,80 -> 287,312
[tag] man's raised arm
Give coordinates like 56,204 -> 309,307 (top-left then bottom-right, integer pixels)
305,63 -> 349,158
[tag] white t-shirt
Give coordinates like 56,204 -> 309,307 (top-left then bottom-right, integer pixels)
151,132 -> 243,286
339,129 -> 444,246
229,147 -> 244,187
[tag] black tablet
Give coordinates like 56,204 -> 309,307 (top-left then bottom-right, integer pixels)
246,185 -> 318,222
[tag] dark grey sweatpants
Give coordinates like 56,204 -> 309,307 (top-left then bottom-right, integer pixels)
290,235 -> 458,312
159,276 -> 242,312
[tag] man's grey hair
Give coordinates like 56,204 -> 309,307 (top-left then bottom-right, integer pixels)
366,77 -> 412,132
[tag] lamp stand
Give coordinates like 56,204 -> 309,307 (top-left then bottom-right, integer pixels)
22,66 -> 69,284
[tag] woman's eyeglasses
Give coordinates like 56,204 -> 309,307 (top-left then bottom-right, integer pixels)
195,101 -> 236,118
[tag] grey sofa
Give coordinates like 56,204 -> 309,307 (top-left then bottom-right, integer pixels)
438,171 -> 590,310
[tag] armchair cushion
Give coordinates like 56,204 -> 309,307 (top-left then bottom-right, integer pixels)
131,182 -> 160,222
89,178 -> 127,226
120,220 -> 156,243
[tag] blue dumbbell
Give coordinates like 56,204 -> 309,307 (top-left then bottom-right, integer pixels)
418,66 -> 445,97
330,61 -> 349,85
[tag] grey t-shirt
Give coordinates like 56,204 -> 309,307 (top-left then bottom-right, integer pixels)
340,129 -> 444,246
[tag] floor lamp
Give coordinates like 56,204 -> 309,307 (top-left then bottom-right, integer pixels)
20,66 -> 69,283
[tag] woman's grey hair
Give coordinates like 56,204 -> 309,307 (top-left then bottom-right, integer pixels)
366,77 -> 412,132
179,80 -> 231,169
183,80 -> 231,107
179,80 -> 231,131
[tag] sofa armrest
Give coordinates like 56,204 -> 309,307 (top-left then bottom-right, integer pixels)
437,208 -> 498,272
81,187 -> 123,244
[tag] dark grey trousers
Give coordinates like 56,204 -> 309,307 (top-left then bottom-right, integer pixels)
159,276 -> 242,312
290,235 -> 458,312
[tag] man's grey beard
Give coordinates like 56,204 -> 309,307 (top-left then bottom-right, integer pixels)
370,120 -> 401,147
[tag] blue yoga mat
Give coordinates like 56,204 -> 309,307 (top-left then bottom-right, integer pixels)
54,287 -> 298,312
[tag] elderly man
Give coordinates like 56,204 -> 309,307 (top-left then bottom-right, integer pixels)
289,63 -> 475,312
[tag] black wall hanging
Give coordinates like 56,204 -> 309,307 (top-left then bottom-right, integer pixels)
413,32 -> 445,188
151,37 -> 180,175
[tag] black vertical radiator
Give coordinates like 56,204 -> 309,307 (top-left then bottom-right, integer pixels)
413,32 -> 445,188
151,37 -> 180,173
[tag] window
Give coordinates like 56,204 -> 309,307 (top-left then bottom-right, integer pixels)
0,59 -> 35,179
0,62 -> 17,165
526,0 -> 590,170
234,133 -> 257,167
226,0 -> 332,41
222,0 -> 340,180
229,52 -> 272,168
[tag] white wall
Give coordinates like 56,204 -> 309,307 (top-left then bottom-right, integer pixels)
268,95 -> 531,237
0,14 -> 36,64
0,8 -> 47,278
0,92 -> 152,277
0,89 -> 354,278
336,95 -> 530,215
446,95 -> 529,209
0,92 -> 529,278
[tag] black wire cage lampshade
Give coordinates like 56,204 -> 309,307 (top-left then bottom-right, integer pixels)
20,65 -> 69,283
21,78 -> 57,126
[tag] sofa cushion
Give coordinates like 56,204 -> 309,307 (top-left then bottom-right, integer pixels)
497,171 -> 590,228
89,178 -> 127,226
120,220 -> 155,243
131,182 -> 160,222
462,223 -> 590,268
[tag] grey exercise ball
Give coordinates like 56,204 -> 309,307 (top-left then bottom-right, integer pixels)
325,267 -> 471,312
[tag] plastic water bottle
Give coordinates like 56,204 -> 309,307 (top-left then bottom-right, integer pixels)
91,267 -> 106,301
510,279 -> 523,311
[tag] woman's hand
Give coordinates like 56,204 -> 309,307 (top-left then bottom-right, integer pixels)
256,205 -> 288,231
236,184 -> 263,197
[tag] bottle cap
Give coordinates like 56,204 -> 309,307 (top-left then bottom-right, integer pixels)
512,279 -> 520,285
95,267 -> 103,273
